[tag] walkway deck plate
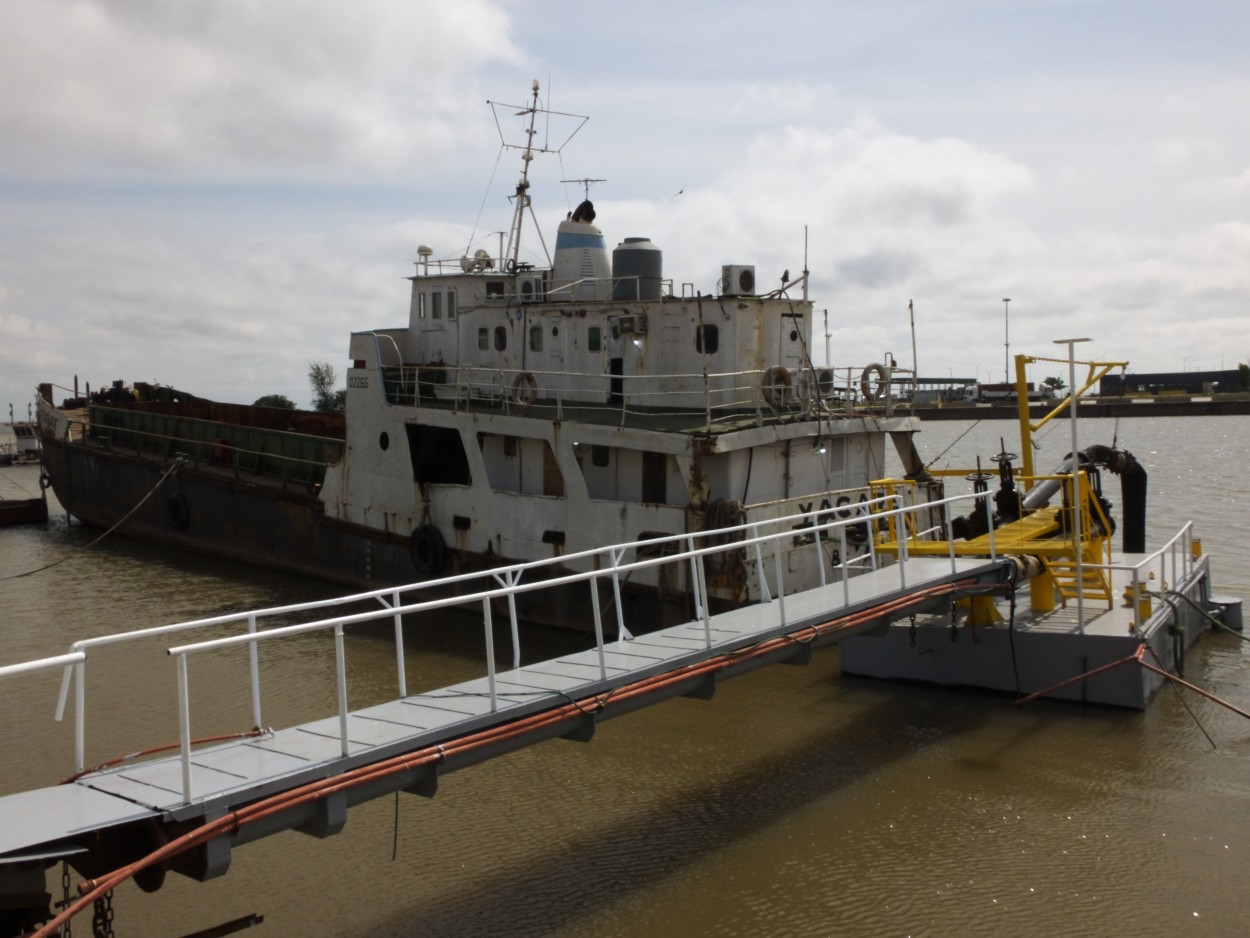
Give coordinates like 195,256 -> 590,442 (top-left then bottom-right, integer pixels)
1,556 -> 1004,860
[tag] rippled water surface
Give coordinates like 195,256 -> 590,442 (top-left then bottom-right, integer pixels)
2,414 -> 1248,936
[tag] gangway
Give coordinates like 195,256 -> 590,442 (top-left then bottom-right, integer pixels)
0,490 -> 1017,933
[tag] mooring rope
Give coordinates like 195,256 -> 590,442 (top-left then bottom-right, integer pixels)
1,458 -> 184,581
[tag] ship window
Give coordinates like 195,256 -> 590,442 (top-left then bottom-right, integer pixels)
588,326 -> 601,352
416,293 -> 426,320
592,445 -> 610,467
486,281 -> 504,296
406,424 -> 471,485
696,324 -> 719,354
431,292 -> 442,320
529,325 -> 543,352
642,451 -> 667,504
478,328 -> 489,351
447,289 -> 456,320
495,326 -> 507,351
551,325 -> 559,337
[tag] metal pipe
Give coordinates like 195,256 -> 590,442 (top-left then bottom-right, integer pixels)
334,624 -> 349,758
177,654 -> 192,803
247,614 -> 262,730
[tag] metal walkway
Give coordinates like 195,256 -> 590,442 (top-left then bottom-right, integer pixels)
1,491 -> 1017,869
1,556 -> 1004,861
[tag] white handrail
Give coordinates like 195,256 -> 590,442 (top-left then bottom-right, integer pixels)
15,489 -> 1010,797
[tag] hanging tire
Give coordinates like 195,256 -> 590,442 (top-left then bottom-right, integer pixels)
410,524 -> 447,576
167,493 -> 190,531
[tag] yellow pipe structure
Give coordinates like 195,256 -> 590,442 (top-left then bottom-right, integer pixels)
1013,353 -> 1128,481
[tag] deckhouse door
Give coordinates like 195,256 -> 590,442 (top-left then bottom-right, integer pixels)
779,313 -> 806,370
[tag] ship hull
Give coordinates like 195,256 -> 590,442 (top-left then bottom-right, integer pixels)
39,435 -> 701,631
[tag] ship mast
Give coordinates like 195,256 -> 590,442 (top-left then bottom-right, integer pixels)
504,80 -> 542,271
488,80 -> 590,272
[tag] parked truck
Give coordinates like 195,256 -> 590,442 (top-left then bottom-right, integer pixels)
963,382 -> 1052,403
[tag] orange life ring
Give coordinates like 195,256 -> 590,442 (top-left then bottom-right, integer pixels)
512,371 -> 538,410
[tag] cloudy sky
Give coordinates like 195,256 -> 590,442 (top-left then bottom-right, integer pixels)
2,0 -> 1248,414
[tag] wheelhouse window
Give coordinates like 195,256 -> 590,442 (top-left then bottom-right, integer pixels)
406,424 -> 470,485
696,324 -> 719,354
494,326 -> 507,351
431,292 -> 443,320
529,324 -> 543,352
478,328 -> 489,351
588,326 -> 602,352
447,289 -> 456,319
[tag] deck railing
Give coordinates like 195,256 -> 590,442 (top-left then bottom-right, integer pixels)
86,406 -> 341,488
3,489 -> 999,802
379,362 -> 897,429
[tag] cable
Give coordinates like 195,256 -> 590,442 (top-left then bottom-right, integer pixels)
1,457 -> 185,581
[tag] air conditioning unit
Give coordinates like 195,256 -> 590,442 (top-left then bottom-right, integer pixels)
616,314 -> 648,336
517,274 -> 545,302
721,265 -> 756,297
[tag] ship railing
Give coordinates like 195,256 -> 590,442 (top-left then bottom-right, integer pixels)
7,489 -> 996,802
84,405 -> 342,490
380,363 -> 878,429
1074,521 -> 1201,633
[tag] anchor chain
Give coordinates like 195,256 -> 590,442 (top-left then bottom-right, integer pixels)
950,602 -> 959,642
908,614 -> 917,648
91,889 -> 114,938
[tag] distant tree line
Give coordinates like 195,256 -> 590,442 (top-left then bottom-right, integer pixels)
252,361 -> 346,412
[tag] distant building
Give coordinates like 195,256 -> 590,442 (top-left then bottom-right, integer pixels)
1099,370 -> 1239,396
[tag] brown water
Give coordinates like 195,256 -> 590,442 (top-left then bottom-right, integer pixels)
2,415 -> 1249,937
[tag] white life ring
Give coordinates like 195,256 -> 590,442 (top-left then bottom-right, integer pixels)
860,363 -> 889,402
512,371 -> 538,410
761,366 -> 792,409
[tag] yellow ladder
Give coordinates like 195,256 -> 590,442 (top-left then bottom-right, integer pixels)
1042,558 -> 1113,607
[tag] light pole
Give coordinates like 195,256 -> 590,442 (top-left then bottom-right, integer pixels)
1003,298 -> 1011,383
1055,336 -> 1091,634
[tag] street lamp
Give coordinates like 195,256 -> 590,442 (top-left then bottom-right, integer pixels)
1055,336 -> 1091,635
1003,298 -> 1011,383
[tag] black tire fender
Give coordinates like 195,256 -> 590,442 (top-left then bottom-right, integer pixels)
410,523 -> 447,576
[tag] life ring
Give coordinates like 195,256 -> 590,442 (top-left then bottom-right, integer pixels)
761,366 -> 792,409
512,372 -> 538,410
410,523 -> 447,576
860,363 -> 889,402
167,493 -> 190,531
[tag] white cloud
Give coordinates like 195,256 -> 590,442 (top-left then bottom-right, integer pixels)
4,0 -> 1250,412
0,0 -> 519,180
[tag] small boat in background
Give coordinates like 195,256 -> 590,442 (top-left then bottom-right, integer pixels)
0,495 -> 47,526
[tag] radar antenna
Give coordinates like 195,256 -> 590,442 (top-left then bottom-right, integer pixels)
560,178 -> 606,202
